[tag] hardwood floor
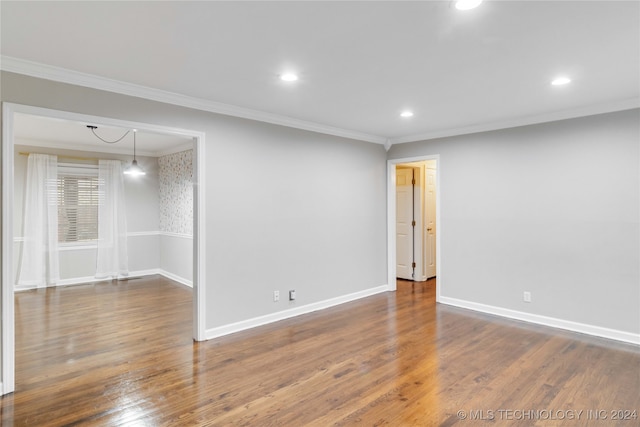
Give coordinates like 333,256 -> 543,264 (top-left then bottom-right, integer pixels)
1,276 -> 638,426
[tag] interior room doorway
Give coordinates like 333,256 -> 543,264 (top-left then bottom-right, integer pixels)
395,161 -> 437,281
387,156 -> 441,297
1,103 -> 206,395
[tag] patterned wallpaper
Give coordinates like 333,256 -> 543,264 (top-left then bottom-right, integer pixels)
159,149 -> 193,235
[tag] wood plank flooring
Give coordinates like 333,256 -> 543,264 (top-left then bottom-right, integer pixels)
1,276 -> 639,426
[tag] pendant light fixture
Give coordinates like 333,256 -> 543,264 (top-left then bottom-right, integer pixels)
86,125 -> 146,176
123,129 -> 146,176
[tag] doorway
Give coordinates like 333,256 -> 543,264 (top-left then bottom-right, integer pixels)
1,103 -> 207,395
395,161 -> 437,282
387,156 -> 441,300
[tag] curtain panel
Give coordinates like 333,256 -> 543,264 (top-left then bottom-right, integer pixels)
95,160 -> 129,279
17,154 -> 59,288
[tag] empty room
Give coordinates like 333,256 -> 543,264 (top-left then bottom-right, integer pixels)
1,1 -> 638,426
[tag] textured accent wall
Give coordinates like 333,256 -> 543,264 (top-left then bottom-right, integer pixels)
159,149 -> 193,235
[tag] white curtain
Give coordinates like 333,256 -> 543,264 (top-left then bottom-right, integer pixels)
17,154 -> 59,288
95,160 -> 129,279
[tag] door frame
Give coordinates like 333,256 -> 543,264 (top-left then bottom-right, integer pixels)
387,155 -> 441,300
1,102 -> 207,395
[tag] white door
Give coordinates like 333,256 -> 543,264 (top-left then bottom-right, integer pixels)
396,168 -> 414,280
425,166 -> 437,279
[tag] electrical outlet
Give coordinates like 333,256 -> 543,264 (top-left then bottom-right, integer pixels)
289,290 -> 296,301
523,291 -> 531,303
273,290 -> 280,302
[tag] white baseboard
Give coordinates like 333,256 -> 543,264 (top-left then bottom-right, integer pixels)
439,296 -> 640,346
15,268 -> 192,290
205,284 -> 389,340
13,276 -> 113,291
56,276 -> 112,287
54,270 -> 160,287
128,269 -> 162,278
130,268 -> 193,289
158,269 -> 192,288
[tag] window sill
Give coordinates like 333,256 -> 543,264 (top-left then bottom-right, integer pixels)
59,243 -> 98,251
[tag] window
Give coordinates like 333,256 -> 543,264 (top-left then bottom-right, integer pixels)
57,164 -> 99,243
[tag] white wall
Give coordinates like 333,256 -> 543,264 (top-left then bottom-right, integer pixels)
388,109 -> 640,336
1,71 -> 388,334
207,121 -> 387,327
160,234 -> 193,285
12,142 -> 161,285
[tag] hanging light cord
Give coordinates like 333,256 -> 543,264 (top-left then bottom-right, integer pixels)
133,130 -> 138,159
87,125 -> 130,144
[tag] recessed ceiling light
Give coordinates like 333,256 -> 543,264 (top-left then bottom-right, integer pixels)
400,111 -> 414,118
455,0 -> 483,11
551,77 -> 571,86
280,73 -> 298,82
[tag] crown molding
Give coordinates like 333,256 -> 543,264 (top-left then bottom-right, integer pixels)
3,56 -> 638,148
390,97 -> 640,145
14,137 -> 158,157
1,56 -> 387,145
17,137 -> 193,158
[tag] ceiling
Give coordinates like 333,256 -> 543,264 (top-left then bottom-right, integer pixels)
2,1 -> 639,147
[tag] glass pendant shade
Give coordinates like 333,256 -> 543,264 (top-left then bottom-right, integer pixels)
123,159 -> 146,176
123,130 -> 145,176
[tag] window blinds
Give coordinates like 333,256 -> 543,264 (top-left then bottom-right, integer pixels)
57,164 -> 99,243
